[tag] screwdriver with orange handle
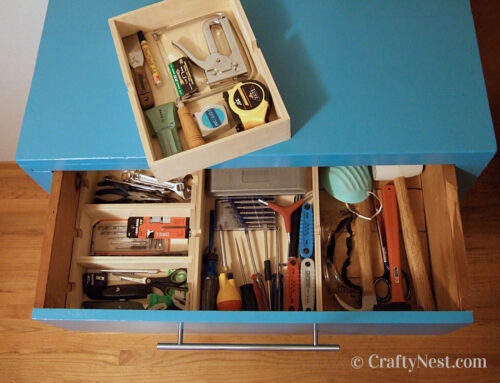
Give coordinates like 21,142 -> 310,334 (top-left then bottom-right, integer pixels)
216,226 -> 242,311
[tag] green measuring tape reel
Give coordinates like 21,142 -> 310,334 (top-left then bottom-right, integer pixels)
223,80 -> 271,132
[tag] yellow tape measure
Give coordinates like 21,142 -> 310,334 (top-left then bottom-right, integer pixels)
223,80 -> 271,131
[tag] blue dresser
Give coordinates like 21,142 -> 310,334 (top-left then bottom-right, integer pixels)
22,0 -> 493,343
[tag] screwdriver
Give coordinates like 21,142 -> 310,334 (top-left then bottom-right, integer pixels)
235,239 -> 258,310
201,210 -> 218,310
244,228 -> 270,311
263,225 -> 272,305
271,227 -> 283,311
216,226 -> 242,311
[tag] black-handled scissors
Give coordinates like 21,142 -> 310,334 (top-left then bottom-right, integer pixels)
374,262 -> 411,303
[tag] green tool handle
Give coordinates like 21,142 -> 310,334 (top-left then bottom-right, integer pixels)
155,126 -> 183,157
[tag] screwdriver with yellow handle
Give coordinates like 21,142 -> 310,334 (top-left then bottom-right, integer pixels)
216,225 -> 242,311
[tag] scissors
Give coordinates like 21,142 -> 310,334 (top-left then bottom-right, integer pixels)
374,210 -> 411,303
114,268 -> 188,294
83,269 -> 188,302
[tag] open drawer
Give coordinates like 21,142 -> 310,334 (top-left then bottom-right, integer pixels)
33,165 -> 472,335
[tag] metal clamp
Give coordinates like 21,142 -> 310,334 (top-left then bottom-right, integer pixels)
157,323 -> 340,351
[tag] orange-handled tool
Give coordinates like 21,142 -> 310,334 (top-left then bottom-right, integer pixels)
284,257 -> 300,311
258,198 -> 307,243
381,185 -> 407,304
216,226 -> 242,311
177,102 -> 205,149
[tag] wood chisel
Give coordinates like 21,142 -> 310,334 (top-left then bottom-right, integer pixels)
123,34 -> 154,110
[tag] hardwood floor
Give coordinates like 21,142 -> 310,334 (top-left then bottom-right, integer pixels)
1,1 -> 499,382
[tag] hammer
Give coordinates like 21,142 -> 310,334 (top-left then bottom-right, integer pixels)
372,165 -> 436,311
334,198 -> 378,311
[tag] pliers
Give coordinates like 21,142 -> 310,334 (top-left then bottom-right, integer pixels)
94,178 -> 163,203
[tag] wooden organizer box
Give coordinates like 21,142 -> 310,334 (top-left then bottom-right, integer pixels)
35,165 -> 468,316
35,168 -> 322,311
108,0 -> 291,183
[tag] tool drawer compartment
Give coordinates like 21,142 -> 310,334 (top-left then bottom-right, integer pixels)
33,165 -> 472,335
108,0 -> 290,184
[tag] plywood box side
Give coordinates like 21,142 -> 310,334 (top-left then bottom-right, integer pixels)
150,120 -> 291,183
312,167 -> 323,310
110,0 -> 232,35
36,172 -> 81,308
108,20 -> 135,89
252,48 -> 290,121
127,89 -> 156,162
231,0 -> 258,50
421,165 -> 466,311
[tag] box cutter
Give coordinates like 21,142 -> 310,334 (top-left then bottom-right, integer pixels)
172,15 -> 248,85
82,269 -> 187,300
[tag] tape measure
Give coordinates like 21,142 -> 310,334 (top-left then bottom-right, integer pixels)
223,80 -> 271,131
194,104 -> 229,137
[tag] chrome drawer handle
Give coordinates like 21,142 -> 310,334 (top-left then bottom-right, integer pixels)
157,323 -> 340,351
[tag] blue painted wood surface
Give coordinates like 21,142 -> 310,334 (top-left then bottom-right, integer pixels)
32,309 -> 472,335
16,0 -> 496,193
